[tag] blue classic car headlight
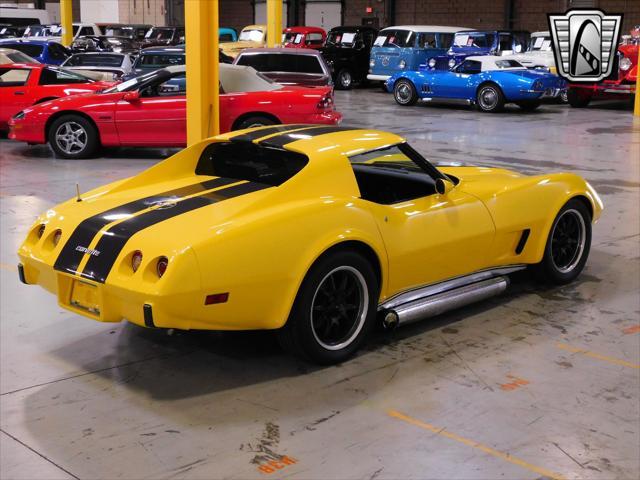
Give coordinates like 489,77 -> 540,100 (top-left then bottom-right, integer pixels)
369,59 -> 375,67
428,58 -> 436,68
448,58 -> 456,69
399,60 -> 406,69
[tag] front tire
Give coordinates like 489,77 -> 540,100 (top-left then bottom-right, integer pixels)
234,115 -> 277,130
476,84 -> 505,112
335,68 -> 353,90
393,79 -> 418,106
535,199 -> 592,285
278,250 -> 378,364
48,114 -> 99,159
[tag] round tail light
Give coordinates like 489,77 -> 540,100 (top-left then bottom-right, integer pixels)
52,229 -> 62,246
156,257 -> 168,278
37,224 -> 46,238
131,250 -> 143,272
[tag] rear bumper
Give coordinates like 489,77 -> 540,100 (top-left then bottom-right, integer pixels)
570,82 -> 636,96
308,111 -> 343,125
519,87 -> 564,98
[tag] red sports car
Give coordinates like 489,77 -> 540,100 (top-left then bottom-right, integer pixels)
8,64 -> 342,159
0,63 -> 112,130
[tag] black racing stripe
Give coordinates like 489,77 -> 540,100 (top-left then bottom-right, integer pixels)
53,177 -> 237,276
80,181 -> 271,283
259,126 -> 359,149
229,124 -> 311,143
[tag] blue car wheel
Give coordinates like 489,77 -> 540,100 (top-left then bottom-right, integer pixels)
393,79 -> 418,106
476,83 -> 505,113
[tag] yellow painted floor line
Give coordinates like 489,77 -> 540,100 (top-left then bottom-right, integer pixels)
557,343 -> 640,369
0,263 -> 17,272
387,410 -> 566,480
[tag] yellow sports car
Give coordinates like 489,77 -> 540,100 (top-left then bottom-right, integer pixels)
18,125 -> 603,364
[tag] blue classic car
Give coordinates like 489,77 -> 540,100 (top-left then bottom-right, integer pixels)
219,27 -> 238,42
386,56 -> 566,112
430,30 -> 530,70
0,38 -> 70,64
367,25 -> 470,83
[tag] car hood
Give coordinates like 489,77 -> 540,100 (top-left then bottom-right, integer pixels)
21,89 -> 120,114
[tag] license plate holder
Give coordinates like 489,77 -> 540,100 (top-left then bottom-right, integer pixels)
69,279 -> 101,316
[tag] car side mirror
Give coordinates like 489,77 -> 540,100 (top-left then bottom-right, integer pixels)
123,90 -> 140,102
435,177 -> 454,195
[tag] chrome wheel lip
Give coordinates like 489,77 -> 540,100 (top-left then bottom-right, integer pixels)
54,121 -> 88,155
478,87 -> 498,110
550,208 -> 587,274
395,82 -> 413,104
310,265 -> 368,351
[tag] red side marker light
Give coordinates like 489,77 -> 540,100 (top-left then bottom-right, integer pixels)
205,293 -> 229,305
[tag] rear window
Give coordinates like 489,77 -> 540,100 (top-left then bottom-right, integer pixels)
196,142 -> 308,186
137,53 -> 184,67
236,53 -> 323,74
3,43 -> 43,57
0,68 -> 30,86
67,54 -> 123,66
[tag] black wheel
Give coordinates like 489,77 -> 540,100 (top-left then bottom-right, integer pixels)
48,114 -> 99,159
535,199 -> 592,285
234,115 -> 277,130
278,250 -> 378,364
476,83 -> 505,112
335,68 -> 353,90
393,79 -> 418,106
567,88 -> 591,108
516,100 -> 541,111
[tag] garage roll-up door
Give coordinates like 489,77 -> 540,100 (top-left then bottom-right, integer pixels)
305,1 -> 342,31
254,0 -> 288,28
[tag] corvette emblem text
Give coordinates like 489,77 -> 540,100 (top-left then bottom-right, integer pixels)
75,246 -> 100,256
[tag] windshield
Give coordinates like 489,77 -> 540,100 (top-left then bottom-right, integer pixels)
1,50 -> 37,63
23,25 -> 56,37
284,32 -> 304,44
239,29 -> 264,42
529,35 -> 552,51
373,30 -> 413,48
453,32 -> 495,48
145,28 -> 173,40
43,66 -> 95,82
102,69 -> 165,93
106,27 -> 134,38
326,30 -> 358,46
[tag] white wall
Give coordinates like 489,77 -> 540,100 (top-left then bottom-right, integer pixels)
80,0 -> 119,23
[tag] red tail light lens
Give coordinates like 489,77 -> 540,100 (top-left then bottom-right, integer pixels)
156,257 -> 168,278
131,250 -> 143,272
205,293 -> 229,305
317,93 -> 334,110
52,229 -> 62,246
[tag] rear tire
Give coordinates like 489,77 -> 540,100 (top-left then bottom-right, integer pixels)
393,79 -> 418,106
476,83 -> 505,112
48,114 -> 99,159
567,88 -> 592,108
278,250 -> 378,364
516,100 -> 541,111
534,199 -> 592,285
234,115 -> 278,130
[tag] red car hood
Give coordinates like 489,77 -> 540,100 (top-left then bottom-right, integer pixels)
23,90 -> 122,114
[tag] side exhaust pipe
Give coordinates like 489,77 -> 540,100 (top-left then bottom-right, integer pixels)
384,276 -> 509,327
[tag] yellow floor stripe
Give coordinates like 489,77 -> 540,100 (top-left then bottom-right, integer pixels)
388,410 -> 566,480
0,263 -> 17,272
557,343 -> 640,369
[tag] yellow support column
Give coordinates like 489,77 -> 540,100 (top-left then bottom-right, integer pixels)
267,0 -> 283,48
60,0 -> 73,47
185,0 -> 219,144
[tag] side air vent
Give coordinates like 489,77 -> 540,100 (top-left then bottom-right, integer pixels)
515,229 -> 531,255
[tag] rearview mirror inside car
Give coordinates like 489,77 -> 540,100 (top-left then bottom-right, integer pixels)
435,177 -> 454,195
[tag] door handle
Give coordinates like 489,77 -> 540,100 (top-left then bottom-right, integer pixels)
14,91 -> 25,95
